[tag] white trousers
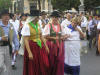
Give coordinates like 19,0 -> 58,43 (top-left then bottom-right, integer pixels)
0,46 -> 11,75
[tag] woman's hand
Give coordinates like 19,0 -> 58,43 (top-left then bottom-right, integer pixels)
75,27 -> 85,38
1,36 -> 8,41
28,52 -> 33,60
61,34 -> 71,40
24,36 -> 33,60
45,46 -> 49,54
41,36 -> 49,54
75,27 -> 80,31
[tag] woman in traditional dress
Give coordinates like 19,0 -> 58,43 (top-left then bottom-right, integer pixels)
64,17 -> 85,75
43,11 -> 65,75
18,14 -> 28,56
21,11 -> 49,75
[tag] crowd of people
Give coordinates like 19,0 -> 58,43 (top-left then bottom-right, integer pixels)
0,9 -> 100,75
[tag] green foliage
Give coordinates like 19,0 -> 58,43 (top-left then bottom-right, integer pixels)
0,0 -> 12,11
84,0 -> 100,11
51,0 -> 80,11
51,0 -> 100,12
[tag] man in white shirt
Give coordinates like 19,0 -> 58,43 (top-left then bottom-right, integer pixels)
80,12 -> 87,28
9,13 -> 20,70
9,14 -> 20,35
61,13 -> 71,29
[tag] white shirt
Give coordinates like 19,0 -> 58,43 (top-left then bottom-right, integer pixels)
61,19 -> 71,29
9,19 -> 20,35
68,26 -> 82,41
81,16 -> 88,27
62,24 -> 82,41
62,26 -> 82,66
38,19 -> 46,35
43,24 -> 58,36
21,23 -> 30,36
21,22 -> 41,36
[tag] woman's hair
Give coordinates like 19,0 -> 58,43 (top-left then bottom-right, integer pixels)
71,17 -> 79,24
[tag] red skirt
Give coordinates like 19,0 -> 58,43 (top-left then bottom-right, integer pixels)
46,40 -> 64,75
23,40 -> 49,75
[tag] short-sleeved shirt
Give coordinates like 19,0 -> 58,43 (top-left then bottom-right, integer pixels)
43,24 -> 60,36
21,23 -> 30,36
9,19 -> 20,35
61,19 -> 71,29
21,22 -> 41,42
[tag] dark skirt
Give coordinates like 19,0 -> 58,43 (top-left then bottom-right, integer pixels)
23,40 -> 49,75
64,64 -> 80,75
46,40 -> 64,75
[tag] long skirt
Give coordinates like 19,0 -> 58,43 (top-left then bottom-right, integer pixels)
23,40 -> 49,75
46,40 -> 64,75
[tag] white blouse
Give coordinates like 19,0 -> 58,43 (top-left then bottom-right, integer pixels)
62,25 -> 82,41
63,26 -> 82,66
21,23 -> 30,36
43,24 -> 58,35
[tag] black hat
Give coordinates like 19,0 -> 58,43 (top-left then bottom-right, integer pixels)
30,10 -> 40,16
0,9 -> 9,16
50,11 -> 60,17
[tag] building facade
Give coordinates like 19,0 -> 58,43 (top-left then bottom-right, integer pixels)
11,0 -> 53,14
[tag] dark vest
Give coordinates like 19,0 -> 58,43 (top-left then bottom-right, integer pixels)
50,24 -> 61,43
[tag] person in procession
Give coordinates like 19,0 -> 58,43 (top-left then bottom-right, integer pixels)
61,13 -> 71,32
64,17 -> 85,75
43,11 -> 65,75
18,13 -> 28,56
38,11 -> 49,35
21,10 -> 50,75
9,13 -> 20,69
0,9 -> 19,75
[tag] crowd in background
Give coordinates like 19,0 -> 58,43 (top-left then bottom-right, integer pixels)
0,9 -> 100,75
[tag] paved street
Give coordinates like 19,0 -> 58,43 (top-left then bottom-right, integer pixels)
10,41 -> 100,75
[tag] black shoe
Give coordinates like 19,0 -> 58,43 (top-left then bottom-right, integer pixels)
12,65 -> 17,70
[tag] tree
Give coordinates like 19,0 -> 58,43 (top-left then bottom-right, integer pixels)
0,0 -> 12,11
51,0 -> 80,11
84,0 -> 100,11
